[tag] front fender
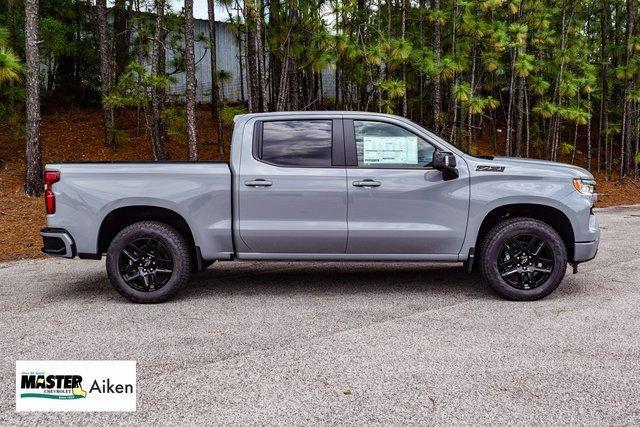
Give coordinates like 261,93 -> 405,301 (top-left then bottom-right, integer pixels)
459,174 -> 581,260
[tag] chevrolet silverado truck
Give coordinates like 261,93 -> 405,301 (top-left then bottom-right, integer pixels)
40,111 -> 600,303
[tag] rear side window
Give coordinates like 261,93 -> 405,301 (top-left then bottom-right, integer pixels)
260,120 -> 333,167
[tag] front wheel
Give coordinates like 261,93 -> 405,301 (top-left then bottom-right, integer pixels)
480,217 -> 567,301
106,221 -> 192,303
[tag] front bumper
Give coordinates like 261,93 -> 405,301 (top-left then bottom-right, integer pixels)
40,228 -> 76,258
574,240 -> 599,263
573,213 -> 600,263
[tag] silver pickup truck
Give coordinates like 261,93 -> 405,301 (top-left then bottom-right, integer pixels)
41,111 -> 600,303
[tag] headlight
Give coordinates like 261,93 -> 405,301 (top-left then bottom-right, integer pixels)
572,178 -> 596,195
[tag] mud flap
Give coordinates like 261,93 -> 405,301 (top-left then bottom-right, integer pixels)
570,262 -> 578,274
463,248 -> 475,273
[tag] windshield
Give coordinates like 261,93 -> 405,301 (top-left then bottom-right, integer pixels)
417,125 -> 493,159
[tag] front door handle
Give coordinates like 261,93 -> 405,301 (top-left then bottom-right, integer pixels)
353,179 -> 381,188
245,179 -> 273,187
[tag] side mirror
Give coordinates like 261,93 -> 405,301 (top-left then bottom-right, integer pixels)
432,151 -> 459,181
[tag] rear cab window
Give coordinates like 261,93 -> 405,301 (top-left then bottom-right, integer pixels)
258,120 -> 333,167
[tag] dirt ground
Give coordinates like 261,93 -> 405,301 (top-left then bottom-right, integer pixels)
1,107 -> 638,262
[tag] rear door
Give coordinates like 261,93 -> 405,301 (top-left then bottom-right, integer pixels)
237,117 -> 348,254
344,118 -> 469,256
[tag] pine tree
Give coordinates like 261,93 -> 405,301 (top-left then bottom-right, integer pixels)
207,0 -> 225,156
96,0 -> 115,149
184,0 -> 198,161
24,0 -> 43,196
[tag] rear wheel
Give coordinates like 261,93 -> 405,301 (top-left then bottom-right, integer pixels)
480,217 -> 567,301
106,221 -> 192,303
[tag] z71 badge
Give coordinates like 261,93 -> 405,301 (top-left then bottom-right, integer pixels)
476,165 -> 506,172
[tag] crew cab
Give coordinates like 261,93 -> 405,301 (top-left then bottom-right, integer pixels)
41,112 -> 600,303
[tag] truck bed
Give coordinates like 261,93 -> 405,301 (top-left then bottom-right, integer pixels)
45,162 -> 234,260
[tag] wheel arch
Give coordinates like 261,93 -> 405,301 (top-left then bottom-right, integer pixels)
475,203 -> 575,261
97,205 -> 199,266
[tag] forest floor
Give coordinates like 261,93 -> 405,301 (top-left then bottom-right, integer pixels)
1,106 -> 639,262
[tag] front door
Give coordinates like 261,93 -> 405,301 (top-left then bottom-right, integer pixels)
345,119 -> 469,255
238,118 -> 348,254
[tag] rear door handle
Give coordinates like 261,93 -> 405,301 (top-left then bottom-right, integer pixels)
245,179 -> 272,187
353,179 -> 381,188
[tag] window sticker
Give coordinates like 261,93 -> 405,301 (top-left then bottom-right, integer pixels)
362,136 -> 418,164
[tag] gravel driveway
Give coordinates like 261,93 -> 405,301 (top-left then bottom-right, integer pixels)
1,205 -> 639,424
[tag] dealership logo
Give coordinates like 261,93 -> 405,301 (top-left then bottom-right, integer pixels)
16,361 -> 136,411
20,373 -> 87,399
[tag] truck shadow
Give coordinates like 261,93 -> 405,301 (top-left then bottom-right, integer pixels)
47,262 -> 508,303
183,262 -> 495,301
45,261 -> 582,303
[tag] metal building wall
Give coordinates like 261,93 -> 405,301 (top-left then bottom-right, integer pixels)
166,19 -> 246,103
165,18 -> 337,106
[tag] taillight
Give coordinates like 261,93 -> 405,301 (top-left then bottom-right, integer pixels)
44,171 -> 60,214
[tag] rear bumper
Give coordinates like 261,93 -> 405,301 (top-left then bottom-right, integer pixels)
40,228 -> 76,258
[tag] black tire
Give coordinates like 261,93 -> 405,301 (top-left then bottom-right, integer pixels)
480,217 -> 567,301
106,221 -> 192,303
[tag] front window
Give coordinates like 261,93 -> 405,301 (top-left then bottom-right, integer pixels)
354,120 -> 436,168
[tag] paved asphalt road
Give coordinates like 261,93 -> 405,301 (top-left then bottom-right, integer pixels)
1,205 -> 639,425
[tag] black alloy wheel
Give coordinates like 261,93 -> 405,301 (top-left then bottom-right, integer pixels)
497,234 -> 554,290
479,217 -> 568,301
106,221 -> 192,303
118,238 -> 174,292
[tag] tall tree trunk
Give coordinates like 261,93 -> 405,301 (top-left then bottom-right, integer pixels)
185,0 -> 198,161
357,0 -> 368,111
148,0 -> 168,161
587,93 -> 592,170
418,0 -> 425,123
621,92 -> 628,178
401,0 -> 407,117
468,42 -> 477,152
449,0 -> 459,143
268,0 -> 281,109
550,5 -> 568,162
505,48 -> 516,156
335,6 -> 341,107
245,1 -> 260,112
598,0 -> 609,173
96,0 -> 115,149
431,0 -> 442,132
207,0 -> 224,156
633,102 -> 640,180
621,0 -> 636,178
276,41 -> 292,111
515,75 -> 525,157
276,15 -> 295,112
610,2 -> 622,179
525,86 -> 531,157
113,0 -> 128,79
236,5 -> 246,104
255,0 -> 268,112
24,0 -> 43,196
572,122 -> 578,164
290,48 -> 303,110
